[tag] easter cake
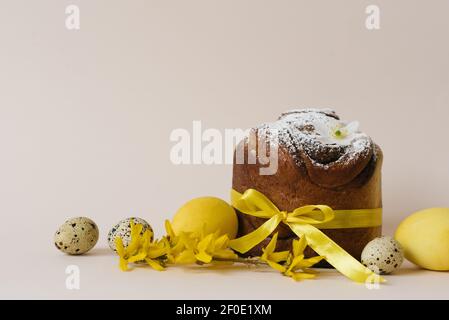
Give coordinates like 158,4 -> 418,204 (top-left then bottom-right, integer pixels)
232,109 -> 383,264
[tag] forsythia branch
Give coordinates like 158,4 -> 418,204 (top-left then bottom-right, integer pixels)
115,221 -> 323,281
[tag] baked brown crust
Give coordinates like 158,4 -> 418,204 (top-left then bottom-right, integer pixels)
232,109 -> 383,265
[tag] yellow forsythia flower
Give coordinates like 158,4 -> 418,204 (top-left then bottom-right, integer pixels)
115,220 -> 166,271
195,231 -> 238,263
260,233 -> 290,272
261,234 -> 323,281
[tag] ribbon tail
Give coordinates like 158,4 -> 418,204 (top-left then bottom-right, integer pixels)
229,215 -> 282,254
288,223 -> 385,283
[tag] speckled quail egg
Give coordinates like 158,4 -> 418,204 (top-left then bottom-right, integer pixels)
107,217 -> 153,252
54,217 -> 99,255
361,236 -> 404,274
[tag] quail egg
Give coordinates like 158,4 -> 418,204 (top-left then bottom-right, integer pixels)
361,236 -> 404,274
54,217 -> 99,255
107,217 -> 153,252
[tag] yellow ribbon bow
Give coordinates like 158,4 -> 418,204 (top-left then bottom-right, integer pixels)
229,189 -> 384,283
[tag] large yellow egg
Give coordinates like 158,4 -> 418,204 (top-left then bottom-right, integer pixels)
172,197 -> 238,239
395,208 -> 449,271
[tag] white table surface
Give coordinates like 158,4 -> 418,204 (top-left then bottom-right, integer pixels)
2,242 -> 448,300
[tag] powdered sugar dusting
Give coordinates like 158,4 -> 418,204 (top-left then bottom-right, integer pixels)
257,109 -> 374,167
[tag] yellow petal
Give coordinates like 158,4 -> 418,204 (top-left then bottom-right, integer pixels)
115,237 -> 125,257
195,251 -> 213,263
297,256 -> 324,268
175,250 -> 197,264
141,230 -> 153,252
143,229 -> 153,242
165,220 -> 176,239
265,233 -> 279,255
179,233 -> 197,250
119,257 -> 128,271
126,238 -> 140,255
266,260 -> 287,273
286,255 -> 304,273
213,249 -> 238,260
270,251 -> 290,263
303,268 -> 319,274
214,234 -> 229,249
197,234 -> 214,253
170,239 -> 186,255
293,236 -> 307,257
161,236 -> 171,248
128,251 -> 147,263
166,256 -> 175,264
147,245 -> 168,259
127,225 -> 144,255
145,258 -> 165,271
129,220 -> 142,242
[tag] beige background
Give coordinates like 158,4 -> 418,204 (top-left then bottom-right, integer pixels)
0,0 -> 448,299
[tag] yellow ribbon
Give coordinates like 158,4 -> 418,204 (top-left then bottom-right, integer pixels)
229,189 -> 384,283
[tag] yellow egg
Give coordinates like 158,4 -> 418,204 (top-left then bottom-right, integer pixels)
395,208 -> 449,271
172,197 -> 238,239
